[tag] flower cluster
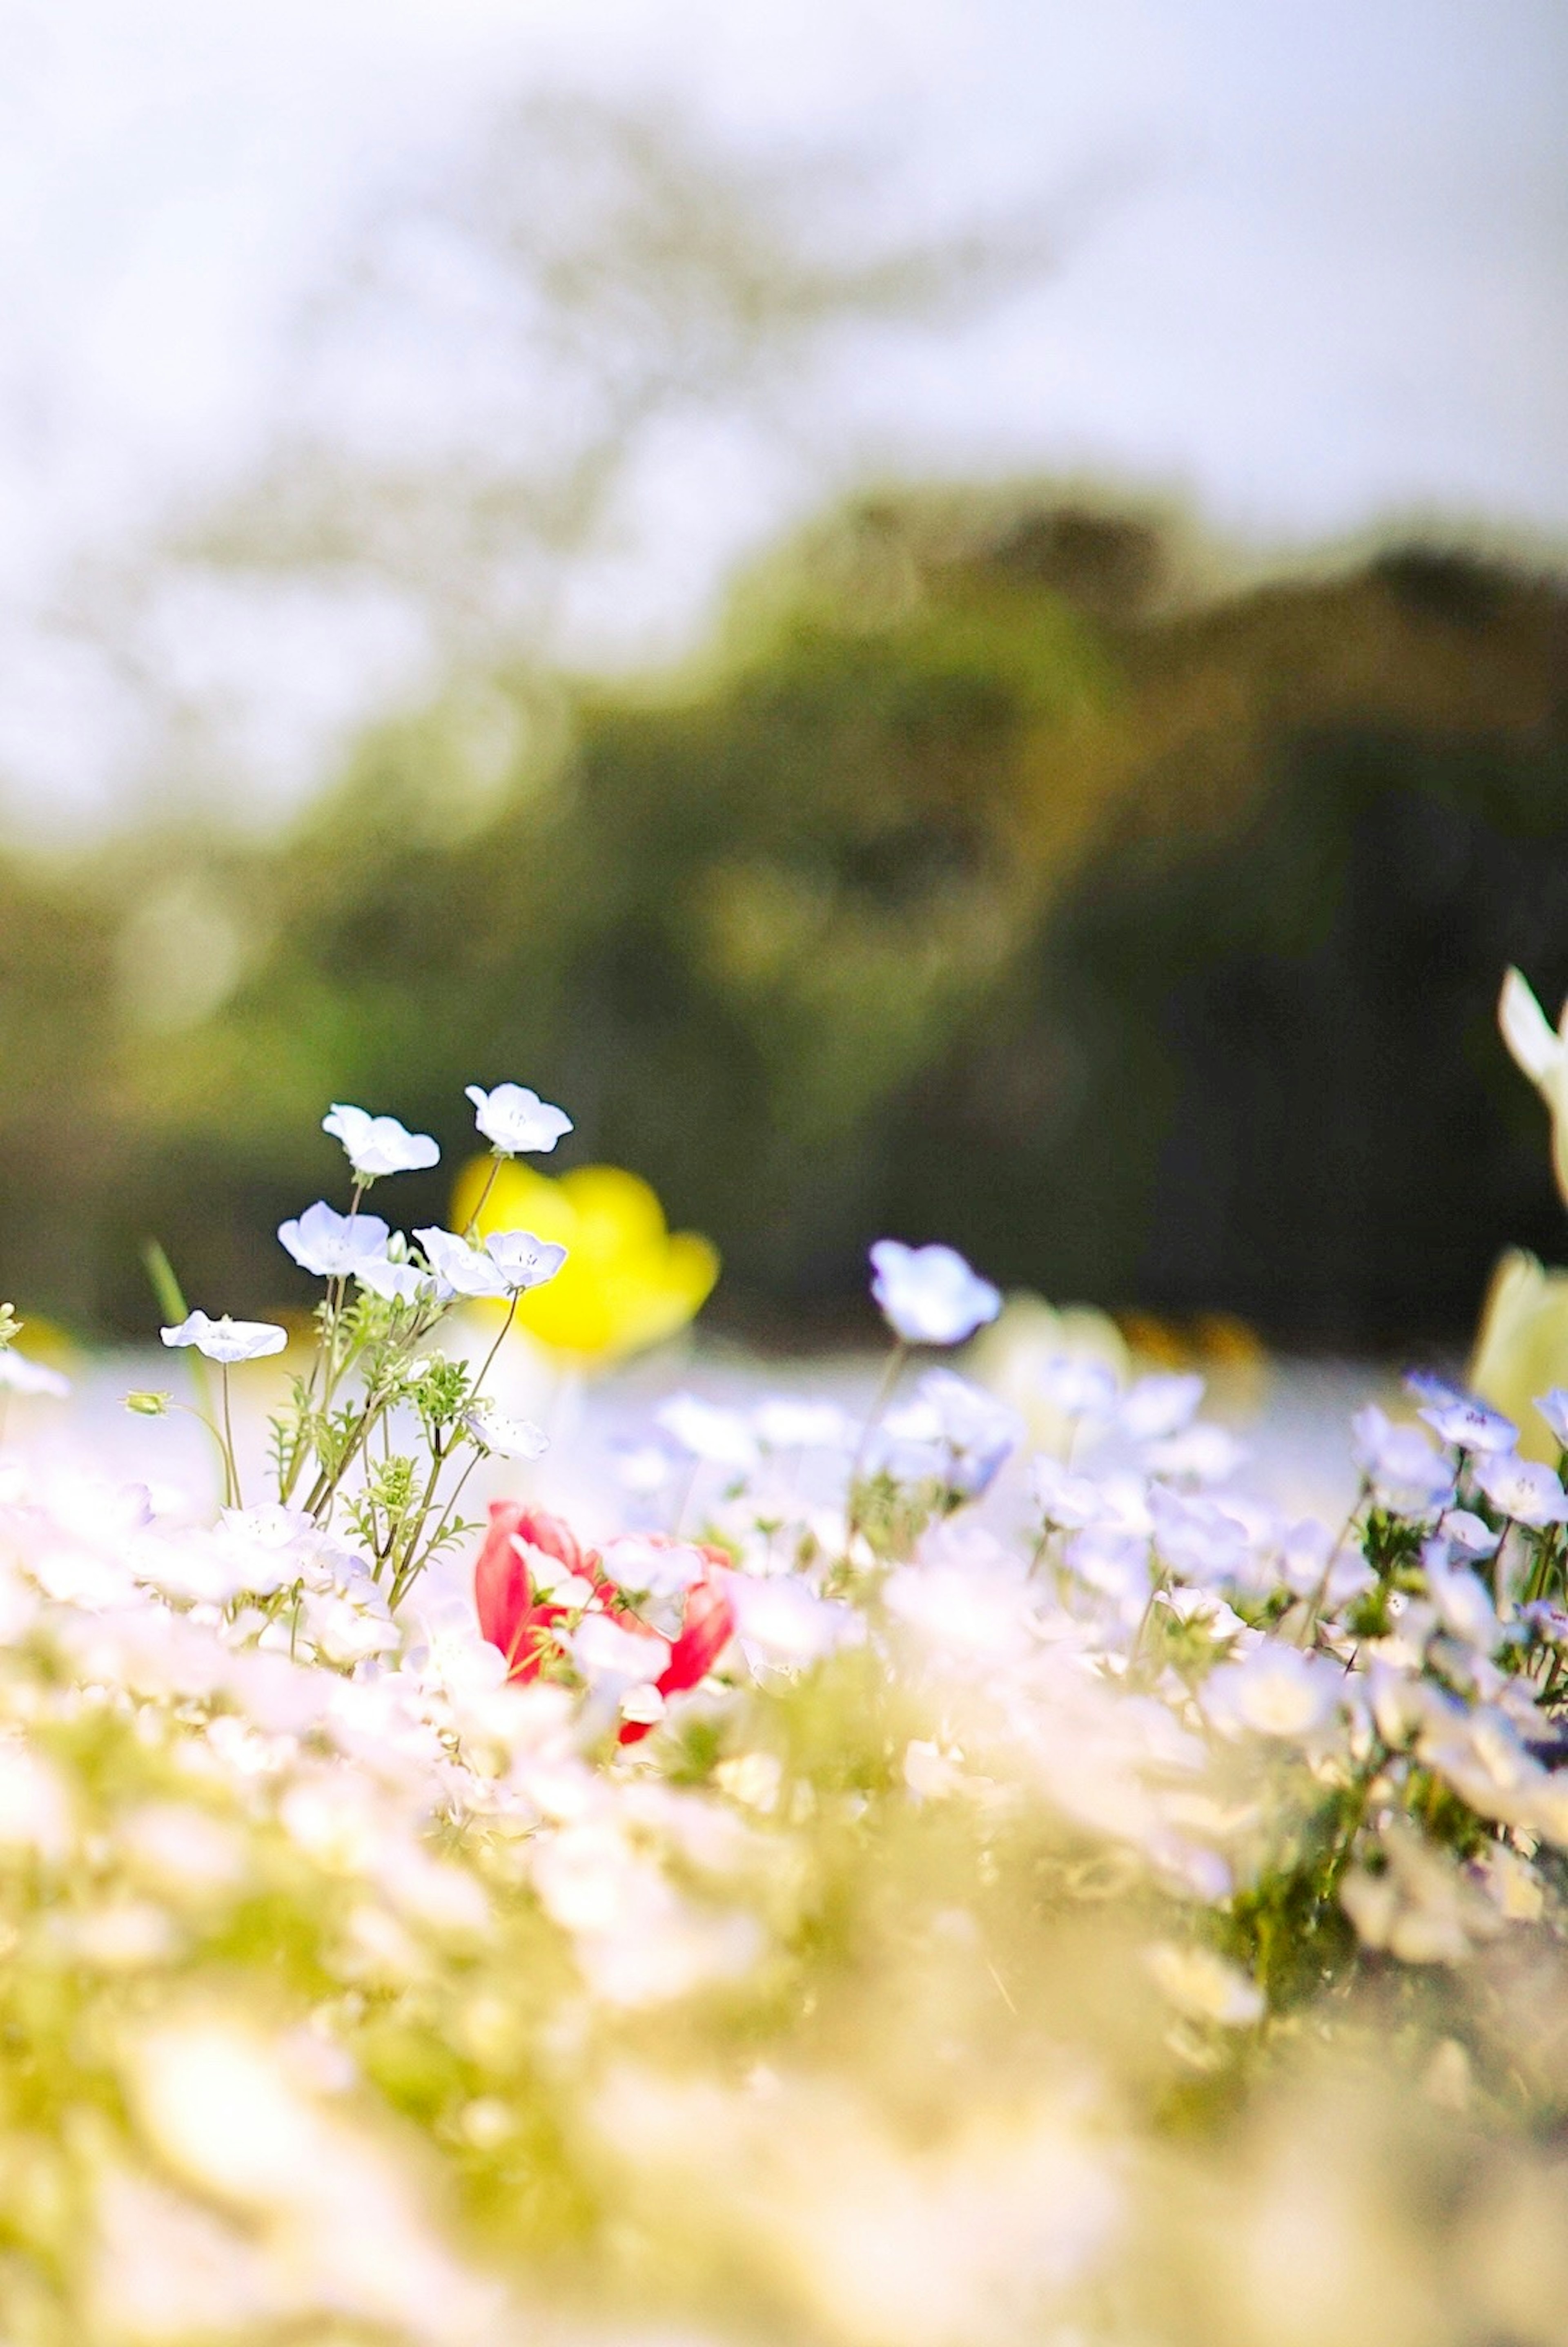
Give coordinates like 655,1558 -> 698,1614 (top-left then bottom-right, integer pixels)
0,973 -> 1564,2341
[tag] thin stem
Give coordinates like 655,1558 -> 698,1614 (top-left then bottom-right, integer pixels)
392,1448 -> 483,1611
469,1291 -> 521,1408
461,1155 -> 505,1241
1301,1477 -> 1368,1646
219,1365 -> 241,1509
845,1340 -> 909,1549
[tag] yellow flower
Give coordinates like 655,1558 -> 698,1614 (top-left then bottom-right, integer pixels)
1468,1247 -> 1568,1462
450,1158 -> 718,1365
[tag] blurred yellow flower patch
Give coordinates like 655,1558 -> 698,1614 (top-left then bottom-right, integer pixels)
1469,1247 -> 1568,1462
451,1158 -> 719,1365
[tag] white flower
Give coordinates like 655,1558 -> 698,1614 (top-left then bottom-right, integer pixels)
414,1225 -> 566,1299
880,1370 -> 1020,1497
322,1102 -> 440,1180
751,1397 -> 858,1452
1499,966 -> 1568,1203
160,1312 -> 287,1365
277,1200 -> 392,1279
465,1082 -> 572,1156
1424,1551 -> 1501,1652
0,1350 -> 69,1399
724,1569 -> 852,1666
1472,1451 -> 1568,1528
1439,1507 -> 1501,1561
1031,1455 -> 1102,1529
1034,1353 -> 1120,1421
1535,1388 -> 1568,1448
352,1249 -> 429,1305
1144,1940 -> 1264,2028
1350,1405 -> 1454,1514
460,1400 -> 548,1460
1202,1645 -> 1339,1738
1118,1371 -> 1204,1443
568,1612 -> 669,1691
868,1239 -> 1001,1348
1145,1423 -> 1246,1485
597,1535 -> 708,1599
482,1229 -> 568,1292
655,1393 -> 759,1472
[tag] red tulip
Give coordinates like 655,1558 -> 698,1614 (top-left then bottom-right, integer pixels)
617,1547 -> 737,1746
474,1506 -> 736,1734
475,1502 -> 596,1683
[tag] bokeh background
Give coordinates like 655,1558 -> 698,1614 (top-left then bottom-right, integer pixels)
2,0 -> 1565,1354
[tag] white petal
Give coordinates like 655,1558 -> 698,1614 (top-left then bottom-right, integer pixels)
1499,967 -> 1562,1088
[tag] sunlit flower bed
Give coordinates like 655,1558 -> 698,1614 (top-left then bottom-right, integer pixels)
6,980 -> 1568,2344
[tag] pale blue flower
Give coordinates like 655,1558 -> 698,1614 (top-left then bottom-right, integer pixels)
1473,1451 -> 1568,1528
416,1225 -> 566,1300
323,1103 -> 439,1180
461,1400 -> 549,1461
278,1200 -> 392,1279
1118,1372 -> 1205,1444
465,1083 -> 572,1156
1417,1394 -> 1517,1454
880,1370 -> 1020,1498
1351,1406 -> 1455,1514
869,1240 -> 1000,1348
160,1312 -> 287,1365
1535,1388 -> 1568,1448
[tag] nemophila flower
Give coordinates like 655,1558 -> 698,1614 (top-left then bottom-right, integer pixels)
1031,1455 -> 1101,1530
1202,1646 -> 1340,1739
1416,1391 -> 1517,1454
460,1400 -> 548,1461
353,1248 -> 428,1305
596,1534 -> 709,1601
880,1370 -> 1020,1498
0,1350 -> 69,1399
1118,1371 -> 1205,1444
277,1200 -> 392,1279
1439,1507 -> 1501,1562
869,1240 -> 1001,1348
415,1225 -> 566,1300
1351,1406 -> 1455,1514
1472,1451 -> 1568,1528
322,1103 -> 440,1180
1145,1423 -> 1246,1485
160,1312 -> 287,1365
751,1396 -> 858,1452
1499,966 -> 1568,1203
1536,1388 -> 1568,1448
1035,1353 -> 1119,1421
655,1392 -> 759,1473
465,1082 -> 572,1156
1423,1548 -> 1501,1653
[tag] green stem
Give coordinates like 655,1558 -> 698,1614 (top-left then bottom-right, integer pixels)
845,1339 -> 909,1551
461,1155 -> 504,1241
393,1449 -> 483,1611
219,1365 -> 241,1509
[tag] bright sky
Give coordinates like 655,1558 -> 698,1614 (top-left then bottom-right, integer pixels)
1,0 -> 1564,834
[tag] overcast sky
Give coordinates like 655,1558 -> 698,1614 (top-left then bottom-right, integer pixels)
1,0 -> 1564,834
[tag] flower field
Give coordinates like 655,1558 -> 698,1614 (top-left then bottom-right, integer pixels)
4,981 -> 1568,2345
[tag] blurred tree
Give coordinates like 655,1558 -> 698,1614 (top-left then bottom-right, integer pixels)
4,493 -> 1566,1348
